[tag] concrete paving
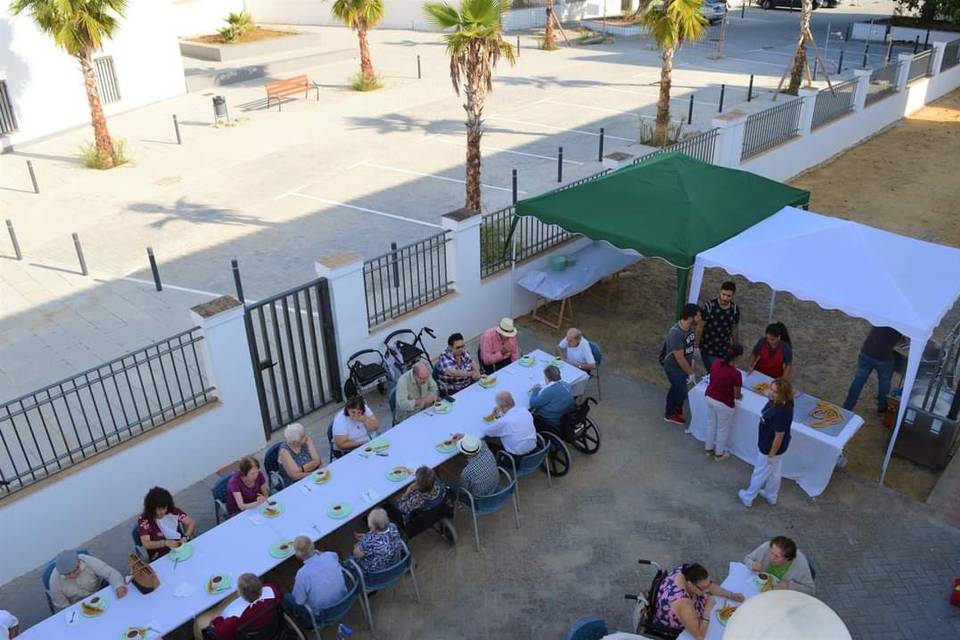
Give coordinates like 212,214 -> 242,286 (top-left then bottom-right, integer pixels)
2,332 -> 959,639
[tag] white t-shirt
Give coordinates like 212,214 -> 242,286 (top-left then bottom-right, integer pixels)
0,610 -> 18,640
332,406 -> 376,451
221,585 -> 278,619
558,337 -> 595,367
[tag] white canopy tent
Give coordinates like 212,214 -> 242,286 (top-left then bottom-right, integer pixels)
687,206 -> 960,483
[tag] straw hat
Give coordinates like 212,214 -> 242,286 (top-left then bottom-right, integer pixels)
458,435 -> 482,456
496,317 -> 518,338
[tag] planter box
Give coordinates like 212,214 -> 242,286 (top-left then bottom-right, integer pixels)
850,21 -> 958,45
581,19 -> 644,36
179,33 -> 323,62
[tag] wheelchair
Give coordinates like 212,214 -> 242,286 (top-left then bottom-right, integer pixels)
537,397 -> 602,477
624,559 -> 681,640
344,348 -> 391,398
384,326 -> 436,376
386,487 -> 458,547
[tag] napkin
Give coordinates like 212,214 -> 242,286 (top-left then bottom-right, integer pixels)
300,483 -> 313,496
145,622 -> 163,638
65,609 -> 79,627
361,489 -> 377,504
173,582 -> 195,598
247,513 -> 265,526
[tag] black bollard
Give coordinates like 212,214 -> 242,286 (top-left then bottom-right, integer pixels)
598,128 -> 604,162
6,220 -> 22,261
390,242 -> 400,288
173,115 -> 182,145
837,50 -> 844,74
73,233 -> 88,276
517,35 -> 520,57
417,55 -> 421,79
147,247 -> 161,291
688,94 -> 694,124
924,29 -> 930,49
913,35 -> 919,55
557,147 -> 563,183
512,169 -> 518,204
231,259 -> 245,303
747,74 -> 754,102
863,43 -> 869,68
718,84 -> 725,113
741,1 -> 745,18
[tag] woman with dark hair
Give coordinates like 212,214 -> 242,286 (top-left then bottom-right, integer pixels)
226,457 -> 268,516
652,563 -> 744,639
739,378 -> 795,508
138,486 -> 196,560
332,395 -> 379,457
704,343 -> 744,461
390,466 -> 447,525
749,322 -> 793,380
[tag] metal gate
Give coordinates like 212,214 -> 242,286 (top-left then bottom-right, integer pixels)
244,278 -> 342,438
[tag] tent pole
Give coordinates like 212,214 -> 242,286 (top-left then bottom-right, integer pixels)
768,290 -> 777,323
675,268 -> 690,320
880,338 -> 924,484
688,263 -> 706,304
509,227 -> 517,318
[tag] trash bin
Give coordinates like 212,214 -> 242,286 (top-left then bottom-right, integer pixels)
212,96 -> 229,122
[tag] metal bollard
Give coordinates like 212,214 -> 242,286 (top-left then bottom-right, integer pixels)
417,55 -> 421,80
27,161 -> 39,194
913,35 -> 919,55
6,220 -> 22,261
512,169 -> 518,204
924,29 -> 930,49
390,242 -> 400,288
747,74 -> 754,102
598,128 -> 604,162
557,147 -> 563,183
741,1 -> 745,18
231,259 -> 245,303
72,233 -> 88,276
688,94 -> 694,125
147,247 -> 161,291
718,84 -> 725,113
173,115 -> 182,145
517,35 -> 520,57
837,50 -> 844,74
862,44 -> 869,68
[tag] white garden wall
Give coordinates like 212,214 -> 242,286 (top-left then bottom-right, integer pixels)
245,0 -> 432,31
851,21 -> 958,45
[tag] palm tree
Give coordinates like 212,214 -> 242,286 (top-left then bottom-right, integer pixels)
330,0 -> 385,86
642,0 -> 706,147
424,0 -> 515,212
10,0 -> 126,168
785,0 -> 812,95
544,0 -> 556,50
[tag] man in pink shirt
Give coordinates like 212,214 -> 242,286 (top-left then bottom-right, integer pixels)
479,318 -> 520,374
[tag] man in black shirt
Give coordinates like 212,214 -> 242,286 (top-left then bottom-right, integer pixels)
696,281 -> 740,374
843,326 -> 903,414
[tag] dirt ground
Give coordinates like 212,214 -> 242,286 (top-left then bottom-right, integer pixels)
518,88 -> 960,501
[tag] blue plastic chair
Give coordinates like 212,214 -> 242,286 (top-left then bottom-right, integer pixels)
212,473 -> 232,524
457,467 -> 520,552
347,540 -> 419,631
264,442 -> 285,492
498,433 -> 552,508
327,420 -> 337,460
565,616 -> 608,640
388,386 -> 397,426
294,564 -> 368,639
806,552 -> 817,581
42,548 -> 93,614
588,339 -> 603,400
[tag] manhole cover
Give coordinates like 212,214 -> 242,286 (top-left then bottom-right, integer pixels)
155,176 -> 182,186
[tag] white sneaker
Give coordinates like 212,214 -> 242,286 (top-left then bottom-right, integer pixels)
737,490 -> 753,508
760,492 -> 777,506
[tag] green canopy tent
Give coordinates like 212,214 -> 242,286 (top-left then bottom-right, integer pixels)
511,152 -> 811,317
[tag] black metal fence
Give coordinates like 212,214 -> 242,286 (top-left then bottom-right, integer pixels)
741,99 -> 802,161
941,39 -> 960,72
94,56 -> 122,104
363,231 -> 451,327
0,328 -> 213,497
865,62 -> 900,106
0,80 -> 17,135
812,79 -> 858,130
633,128 -> 719,165
907,50 -> 933,83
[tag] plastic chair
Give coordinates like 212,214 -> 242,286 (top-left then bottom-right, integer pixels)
42,548 -> 93,615
264,442 -> 285,492
565,617 -> 609,640
348,540 -> 419,631
327,421 -> 337,460
291,564 -> 367,639
588,339 -> 603,400
457,467 -> 520,552
388,386 -> 397,427
497,433 -> 552,508
806,552 -> 817,581
212,473 -> 231,524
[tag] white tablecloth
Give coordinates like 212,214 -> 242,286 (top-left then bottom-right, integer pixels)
678,562 -> 760,640
21,350 -> 587,639
688,371 -> 864,497
516,241 -> 639,301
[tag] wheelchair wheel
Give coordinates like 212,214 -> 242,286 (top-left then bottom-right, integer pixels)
439,517 -> 458,546
541,432 -> 570,477
572,418 -> 601,454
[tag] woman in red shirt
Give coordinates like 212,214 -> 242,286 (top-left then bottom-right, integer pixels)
749,323 -> 793,380
705,344 -> 743,461
137,486 -> 196,561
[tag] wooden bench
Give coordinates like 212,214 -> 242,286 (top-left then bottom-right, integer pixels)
265,75 -> 319,111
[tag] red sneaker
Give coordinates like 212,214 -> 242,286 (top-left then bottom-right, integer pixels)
664,411 -> 685,425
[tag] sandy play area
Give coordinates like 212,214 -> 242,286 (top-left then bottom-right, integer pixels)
518,89 -> 960,501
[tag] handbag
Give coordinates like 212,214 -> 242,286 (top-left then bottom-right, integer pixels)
128,552 -> 160,594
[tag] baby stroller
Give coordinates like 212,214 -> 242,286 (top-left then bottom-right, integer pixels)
384,327 -> 436,378
624,559 -> 681,639
344,348 -> 391,398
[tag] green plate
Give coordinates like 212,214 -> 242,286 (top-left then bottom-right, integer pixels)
206,573 -> 232,594
435,439 -> 458,453
432,401 -> 452,415
549,358 -> 564,367
363,438 -> 389,454
327,502 -> 352,519
269,540 -> 295,559
518,356 -> 536,367
79,594 -> 109,617
312,469 -> 331,484
386,466 -> 413,482
717,605 -> 738,627
478,378 -> 497,388
169,541 -> 194,562
260,500 -> 283,518
120,628 -> 149,640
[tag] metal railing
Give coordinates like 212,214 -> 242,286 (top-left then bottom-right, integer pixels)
865,62 -> 900,106
633,128 -> 719,165
363,231 -> 452,327
0,328 -> 213,497
741,99 -> 802,161
941,39 -> 960,72
811,79 -> 857,130
0,80 -> 17,135
907,50 -> 933,83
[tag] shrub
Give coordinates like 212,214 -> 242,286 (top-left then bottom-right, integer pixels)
218,11 -> 254,43
349,72 -> 383,91
638,118 -> 684,147
79,139 -> 129,170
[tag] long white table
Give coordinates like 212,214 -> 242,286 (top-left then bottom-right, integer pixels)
678,562 -> 760,640
21,349 -> 587,639
688,370 -> 864,497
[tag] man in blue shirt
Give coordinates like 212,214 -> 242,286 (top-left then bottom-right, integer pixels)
283,537 -> 347,628
529,365 -> 576,430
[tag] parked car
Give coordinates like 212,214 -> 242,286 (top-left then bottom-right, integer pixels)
757,0 -> 822,10
702,0 -> 727,24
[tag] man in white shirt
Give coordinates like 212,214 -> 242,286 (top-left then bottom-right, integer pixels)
0,610 -> 18,639
483,391 -> 537,456
557,328 -> 596,373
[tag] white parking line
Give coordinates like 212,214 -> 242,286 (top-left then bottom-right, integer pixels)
487,116 -> 635,142
357,162 -> 521,193
286,192 -> 444,229
428,136 -> 584,165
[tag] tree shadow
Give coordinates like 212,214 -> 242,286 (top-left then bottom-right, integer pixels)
128,199 -> 275,230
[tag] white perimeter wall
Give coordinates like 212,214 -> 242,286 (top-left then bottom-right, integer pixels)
0,0 -> 186,148
170,0 -> 246,38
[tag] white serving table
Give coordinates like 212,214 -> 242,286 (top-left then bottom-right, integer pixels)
678,562 -> 760,640
723,589 -> 851,639
688,370 -> 864,497
21,350 -> 587,639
